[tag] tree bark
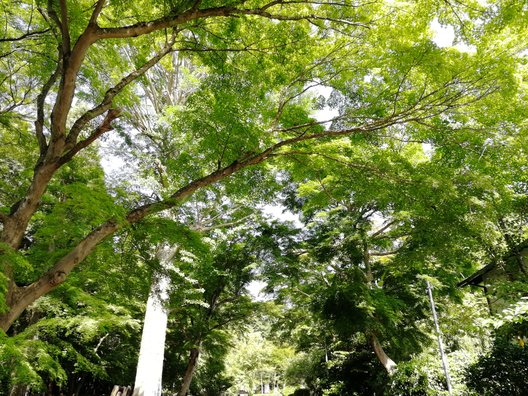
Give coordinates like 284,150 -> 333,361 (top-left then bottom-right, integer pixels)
132,244 -> 177,396
8,384 -> 27,396
177,346 -> 201,396
370,333 -> 397,375
2,162 -> 59,249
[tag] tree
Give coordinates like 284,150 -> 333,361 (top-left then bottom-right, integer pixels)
169,236 -> 259,396
224,325 -> 296,396
257,76 -> 528,389
0,0 -> 516,333
0,230 -> 146,394
132,244 -> 176,396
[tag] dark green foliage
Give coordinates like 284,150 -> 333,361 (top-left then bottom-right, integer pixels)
292,389 -> 310,396
288,344 -> 388,396
324,348 -> 388,396
465,340 -> 528,395
465,308 -> 528,396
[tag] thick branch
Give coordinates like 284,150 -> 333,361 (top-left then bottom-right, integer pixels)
369,250 -> 400,256
90,0 -> 106,25
59,0 -> 71,55
370,219 -> 397,239
177,347 -> 201,396
46,0 -> 63,37
66,35 -> 176,149
48,26 -> 97,142
370,333 -> 397,375
35,56 -> 62,160
95,3 -> 366,40
95,7 -> 238,39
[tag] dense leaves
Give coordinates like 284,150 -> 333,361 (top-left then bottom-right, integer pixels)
1,0 -> 528,394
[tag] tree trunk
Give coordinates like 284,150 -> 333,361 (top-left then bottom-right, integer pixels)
177,346 -> 201,396
132,244 -> 176,396
370,333 -> 397,375
8,384 -> 27,396
1,162 -> 59,249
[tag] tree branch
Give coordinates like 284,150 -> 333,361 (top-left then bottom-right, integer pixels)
369,250 -> 400,256
59,108 -> 121,165
95,2 -> 368,40
370,219 -> 397,239
59,0 -> 71,55
34,55 -> 62,161
65,33 -> 177,150
0,29 -> 50,43
48,25 -> 98,141
95,6 -> 239,39
89,0 -> 106,25
46,0 -> 63,34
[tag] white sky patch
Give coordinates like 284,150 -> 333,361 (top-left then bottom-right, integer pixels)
311,84 -> 340,126
261,204 -> 302,227
431,19 -> 455,48
370,211 -> 386,230
99,132 -> 130,179
99,132 -> 158,198
431,18 -> 475,53
422,142 -> 434,159
100,151 -> 127,176
248,280 -> 271,301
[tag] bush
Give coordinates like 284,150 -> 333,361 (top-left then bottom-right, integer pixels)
464,340 -> 528,395
385,360 -> 449,396
385,362 -> 428,396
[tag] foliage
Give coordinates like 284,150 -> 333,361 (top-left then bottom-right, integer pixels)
0,287 -> 141,394
465,298 -> 528,395
1,0 -> 528,393
386,361 -> 430,396
465,340 -> 528,396
224,326 -> 296,395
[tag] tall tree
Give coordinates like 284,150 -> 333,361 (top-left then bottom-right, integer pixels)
0,0 -> 521,334
132,244 -> 176,396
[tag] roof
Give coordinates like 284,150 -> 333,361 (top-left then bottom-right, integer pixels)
458,240 -> 528,288
457,262 -> 496,288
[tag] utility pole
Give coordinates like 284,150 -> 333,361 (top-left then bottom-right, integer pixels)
426,280 -> 454,396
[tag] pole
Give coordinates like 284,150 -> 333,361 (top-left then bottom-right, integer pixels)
426,280 -> 453,396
